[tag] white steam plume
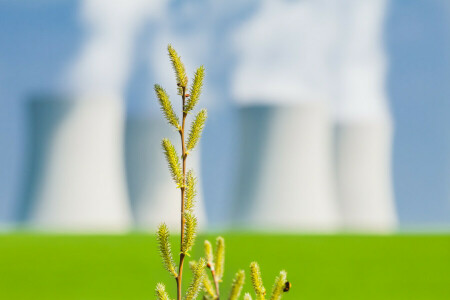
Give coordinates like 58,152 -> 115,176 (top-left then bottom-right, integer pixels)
334,0 -> 389,122
231,0 -> 340,105
66,0 -> 164,97
146,1 -> 214,116
231,0 -> 390,121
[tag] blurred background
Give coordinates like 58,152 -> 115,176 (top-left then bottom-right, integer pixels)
0,0 -> 449,299
0,0 -> 449,232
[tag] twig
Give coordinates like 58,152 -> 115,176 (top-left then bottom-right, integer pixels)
176,86 -> 188,300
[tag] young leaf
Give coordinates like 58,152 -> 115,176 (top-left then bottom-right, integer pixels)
155,283 -> 171,300
162,138 -> 183,186
187,109 -> 207,151
250,262 -> 266,300
228,270 -> 245,300
204,240 -> 214,269
185,170 -> 197,212
155,84 -> 180,129
181,211 -> 198,255
215,236 -> 225,280
156,224 -> 177,278
185,65 -> 205,112
270,271 -> 287,300
167,44 -> 187,93
185,258 -> 206,300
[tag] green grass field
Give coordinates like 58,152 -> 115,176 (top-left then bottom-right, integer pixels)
0,234 -> 448,299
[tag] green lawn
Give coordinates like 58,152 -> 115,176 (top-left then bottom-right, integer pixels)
0,234 -> 448,299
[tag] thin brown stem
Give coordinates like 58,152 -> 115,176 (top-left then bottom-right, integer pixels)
212,270 -> 221,300
176,86 -> 187,300
207,266 -> 220,300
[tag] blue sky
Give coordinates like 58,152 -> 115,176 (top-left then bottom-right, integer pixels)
0,0 -> 448,227
386,0 -> 450,226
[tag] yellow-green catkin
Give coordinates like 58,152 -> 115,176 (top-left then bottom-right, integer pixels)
184,170 -> 196,212
161,138 -> 183,186
155,283 -> 171,300
185,258 -> 206,300
228,270 -> 245,300
202,272 -> 217,299
167,44 -> 187,94
215,236 -> 225,280
187,109 -> 207,151
250,262 -> 266,300
185,65 -> 205,112
181,211 -> 197,255
270,271 -> 287,300
156,224 -> 177,278
244,293 -> 253,300
204,240 -> 214,269
189,260 -> 216,299
154,84 -> 180,129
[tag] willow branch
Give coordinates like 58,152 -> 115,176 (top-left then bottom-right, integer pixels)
176,86 -> 187,300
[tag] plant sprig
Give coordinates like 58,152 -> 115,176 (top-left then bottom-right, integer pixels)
154,45 -> 291,300
155,44 -> 206,300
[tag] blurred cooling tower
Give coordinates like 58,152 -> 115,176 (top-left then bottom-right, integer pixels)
333,0 -> 397,231
233,103 -> 340,231
125,116 -> 207,231
335,121 -> 397,231
22,95 -> 132,231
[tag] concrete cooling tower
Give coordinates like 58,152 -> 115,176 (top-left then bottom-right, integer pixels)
125,116 -> 206,231
335,121 -> 397,231
332,0 -> 397,231
233,103 -> 340,231
22,95 -> 132,232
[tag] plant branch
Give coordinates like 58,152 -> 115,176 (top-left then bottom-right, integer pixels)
176,86 -> 188,300
209,268 -> 220,300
